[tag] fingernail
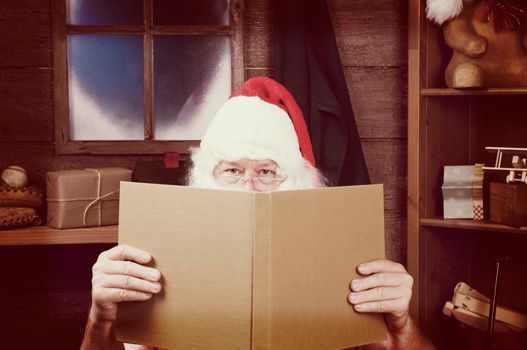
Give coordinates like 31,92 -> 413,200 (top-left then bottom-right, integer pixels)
352,280 -> 360,290
349,293 -> 357,303
150,271 -> 160,280
358,264 -> 368,273
151,284 -> 161,292
354,304 -> 364,311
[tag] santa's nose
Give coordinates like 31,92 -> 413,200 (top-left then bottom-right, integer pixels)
242,179 -> 261,192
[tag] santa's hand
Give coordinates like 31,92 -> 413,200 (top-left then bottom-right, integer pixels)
347,259 -> 413,332
90,244 -> 162,324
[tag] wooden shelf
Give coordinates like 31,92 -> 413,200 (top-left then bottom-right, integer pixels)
0,225 -> 118,245
420,217 -> 527,235
421,88 -> 527,96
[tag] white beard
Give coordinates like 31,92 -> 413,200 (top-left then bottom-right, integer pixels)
187,147 -> 327,191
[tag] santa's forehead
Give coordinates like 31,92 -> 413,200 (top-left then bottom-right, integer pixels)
216,159 -> 278,167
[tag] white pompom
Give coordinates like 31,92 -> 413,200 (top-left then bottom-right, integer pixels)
426,0 -> 464,25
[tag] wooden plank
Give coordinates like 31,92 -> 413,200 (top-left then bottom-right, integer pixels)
152,26 -> 230,36
0,225 -> 118,246
361,139 -> 406,212
144,0 -> 154,140
56,140 -> 200,155
407,0 -> 426,323
422,88 -> 527,96
328,0 -> 407,67
67,25 -> 146,34
385,209 -> 407,264
244,0 -> 272,69
345,66 -> 407,139
244,0 -> 407,69
0,0 -> 52,67
421,218 -> 527,235
245,67 -> 274,80
0,69 -> 54,142
66,25 -> 232,36
0,144 -> 170,190
231,0 -> 245,89
52,0 -> 71,151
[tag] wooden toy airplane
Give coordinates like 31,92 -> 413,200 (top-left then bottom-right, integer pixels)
482,147 -> 527,184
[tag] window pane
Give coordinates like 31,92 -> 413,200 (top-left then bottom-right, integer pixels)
154,36 -> 231,140
153,0 -> 229,25
67,0 -> 143,25
68,35 -> 144,140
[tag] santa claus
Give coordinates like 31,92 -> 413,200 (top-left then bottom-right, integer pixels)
81,77 -> 434,350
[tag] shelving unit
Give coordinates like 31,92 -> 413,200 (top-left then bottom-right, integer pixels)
421,88 -> 527,96
420,218 -> 527,235
408,1 -> 527,348
0,225 -> 118,245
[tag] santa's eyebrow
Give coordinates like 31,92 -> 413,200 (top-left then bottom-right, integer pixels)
257,161 -> 278,167
222,161 -> 242,167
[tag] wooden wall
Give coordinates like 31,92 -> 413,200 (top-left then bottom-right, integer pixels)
0,0 -> 407,348
245,0 -> 408,262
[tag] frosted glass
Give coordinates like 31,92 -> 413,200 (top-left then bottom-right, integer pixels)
68,35 -> 144,140
153,36 -> 231,140
153,0 -> 229,25
67,0 -> 143,25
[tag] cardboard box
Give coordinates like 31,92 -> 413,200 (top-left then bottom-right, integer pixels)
490,182 -> 527,227
46,167 -> 132,229
116,182 -> 387,349
442,165 -> 484,220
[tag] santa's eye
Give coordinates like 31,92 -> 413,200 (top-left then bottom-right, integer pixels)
259,169 -> 276,177
225,168 -> 242,175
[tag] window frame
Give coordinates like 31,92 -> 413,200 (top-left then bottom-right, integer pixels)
51,0 -> 244,155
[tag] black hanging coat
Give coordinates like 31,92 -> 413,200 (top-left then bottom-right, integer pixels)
273,0 -> 370,186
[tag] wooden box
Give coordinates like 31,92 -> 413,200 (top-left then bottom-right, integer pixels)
490,182 -> 527,227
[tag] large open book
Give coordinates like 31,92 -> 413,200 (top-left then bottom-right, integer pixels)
116,182 -> 386,349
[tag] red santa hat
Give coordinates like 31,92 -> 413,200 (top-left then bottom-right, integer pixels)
189,77 -> 324,190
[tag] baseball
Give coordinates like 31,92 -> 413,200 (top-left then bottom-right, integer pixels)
1,165 -> 28,188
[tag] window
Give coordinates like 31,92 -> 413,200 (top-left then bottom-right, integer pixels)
52,0 -> 244,154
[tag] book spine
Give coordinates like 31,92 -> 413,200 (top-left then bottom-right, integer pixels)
251,194 -> 272,349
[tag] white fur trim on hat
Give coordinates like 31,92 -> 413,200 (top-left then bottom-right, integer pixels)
200,95 -> 304,167
426,0 -> 464,25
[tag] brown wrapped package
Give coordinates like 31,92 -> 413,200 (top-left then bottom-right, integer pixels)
46,167 -> 132,229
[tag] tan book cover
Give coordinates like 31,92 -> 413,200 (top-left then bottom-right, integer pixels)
116,182 -> 387,349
